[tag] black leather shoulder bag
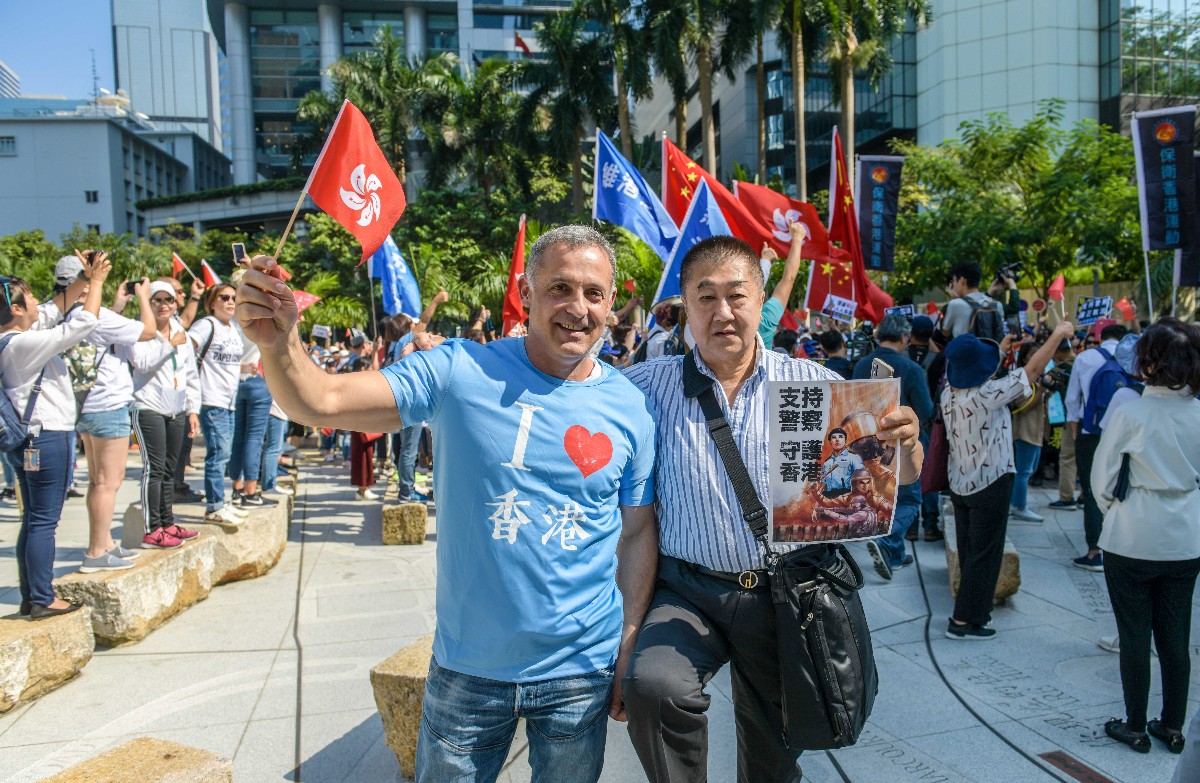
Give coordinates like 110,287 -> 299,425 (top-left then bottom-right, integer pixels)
683,351 -> 878,750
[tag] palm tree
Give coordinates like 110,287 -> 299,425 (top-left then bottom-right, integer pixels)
643,0 -> 692,148
579,0 -> 653,162
721,1 -> 776,183
515,9 -> 617,212
820,0 -> 931,171
781,0 -> 827,199
293,25 -> 449,186
421,56 -> 527,195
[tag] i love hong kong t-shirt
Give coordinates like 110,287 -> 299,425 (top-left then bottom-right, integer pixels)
381,337 -> 656,682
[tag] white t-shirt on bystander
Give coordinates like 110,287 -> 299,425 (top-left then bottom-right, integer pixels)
188,316 -> 243,411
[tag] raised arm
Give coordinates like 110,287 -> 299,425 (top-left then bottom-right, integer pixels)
769,222 -> 807,308
236,255 -> 401,433
180,276 -> 205,328
131,278 -> 158,340
1023,320 -> 1074,383
412,289 -> 449,335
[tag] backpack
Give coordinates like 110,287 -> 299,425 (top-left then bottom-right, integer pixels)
193,316 -> 217,371
55,303 -> 108,409
0,334 -> 46,452
964,296 -> 1005,343
1081,347 -> 1131,435
631,327 -> 685,364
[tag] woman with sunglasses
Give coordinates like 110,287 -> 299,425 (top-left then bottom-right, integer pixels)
129,281 -> 202,548
0,258 -> 107,619
188,283 -> 248,527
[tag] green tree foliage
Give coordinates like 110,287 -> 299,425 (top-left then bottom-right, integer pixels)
890,101 -> 1143,303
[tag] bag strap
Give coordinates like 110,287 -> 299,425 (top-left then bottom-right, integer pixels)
0,333 -> 48,427
682,350 -> 772,550
195,316 -> 216,371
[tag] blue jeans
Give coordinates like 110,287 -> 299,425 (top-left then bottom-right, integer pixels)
66,431 -> 77,488
200,405 -> 234,511
228,376 -> 272,484
397,424 -> 421,498
10,431 -> 71,606
1011,440 -> 1042,511
260,414 -> 288,490
416,658 -> 611,783
2,453 -> 14,489
876,480 -> 922,568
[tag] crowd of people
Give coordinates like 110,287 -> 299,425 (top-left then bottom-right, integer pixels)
3,229 -> 1198,780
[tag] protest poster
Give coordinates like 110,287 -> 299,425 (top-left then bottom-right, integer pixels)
311,324 -> 332,339
821,293 -> 858,323
769,378 -> 901,544
884,304 -> 915,319
1075,296 -> 1113,326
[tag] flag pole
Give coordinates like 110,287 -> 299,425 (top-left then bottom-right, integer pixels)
176,257 -> 199,281
273,191 -> 307,259
1143,250 -> 1156,317
368,274 -> 380,339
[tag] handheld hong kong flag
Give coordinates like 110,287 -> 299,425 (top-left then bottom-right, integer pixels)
200,259 -> 221,287
304,100 -> 407,264
828,128 -> 887,322
733,180 -> 831,261
662,136 -> 788,257
502,214 -> 527,337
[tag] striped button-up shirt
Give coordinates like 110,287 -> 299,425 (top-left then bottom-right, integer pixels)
624,338 -> 841,572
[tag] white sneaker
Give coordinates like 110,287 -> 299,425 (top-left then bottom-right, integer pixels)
205,507 -> 245,527
357,488 -> 381,501
1098,634 -> 1157,656
1010,506 -> 1044,522
270,486 -> 295,497
324,453 -> 336,462
228,504 -> 250,518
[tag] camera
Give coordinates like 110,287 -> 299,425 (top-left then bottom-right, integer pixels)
123,281 -> 138,296
996,261 -> 1024,284
1040,363 -> 1072,394
847,323 -> 875,364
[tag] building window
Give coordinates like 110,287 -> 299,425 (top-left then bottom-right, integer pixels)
343,12 -> 404,54
86,224 -> 101,234
0,136 -> 14,156
85,190 -> 99,203
427,13 -> 458,53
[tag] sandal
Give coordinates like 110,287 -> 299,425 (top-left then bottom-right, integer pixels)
1105,719 -> 1151,753
1148,719 -> 1186,754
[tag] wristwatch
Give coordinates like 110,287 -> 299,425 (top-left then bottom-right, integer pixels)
190,296 -> 201,302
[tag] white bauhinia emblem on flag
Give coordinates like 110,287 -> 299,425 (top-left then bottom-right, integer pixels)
773,208 -> 801,243
340,163 -> 383,226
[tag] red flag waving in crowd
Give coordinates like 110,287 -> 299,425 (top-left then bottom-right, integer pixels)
663,137 -> 794,258
305,100 -> 407,264
826,128 -> 888,322
502,214 -> 527,337
733,181 -> 832,261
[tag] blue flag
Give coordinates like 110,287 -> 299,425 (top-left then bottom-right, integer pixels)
369,235 -> 422,317
649,180 -> 732,307
592,132 -> 679,263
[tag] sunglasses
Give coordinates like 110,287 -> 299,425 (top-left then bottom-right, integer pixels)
150,297 -> 177,306
217,294 -> 236,303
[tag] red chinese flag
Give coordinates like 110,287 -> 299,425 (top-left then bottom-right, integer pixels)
502,214 -> 527,336
292,290 -> 321,313
172,252 -> 186,277
926,301 -> 940,315
733,180 -> 832,261
804,250 -> 857,315
515,32 -> 532,56
1048,274 -> 1066,301
828,128 -> 883,322
200,259 -> 221,287
1114,297 -> 1135,321
304,100 -> 407,264
662,137 -> 788,257
623,279 -> 636,293
779,309 -> 800,332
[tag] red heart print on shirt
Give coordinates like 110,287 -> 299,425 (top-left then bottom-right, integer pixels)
564,426 -> 613,478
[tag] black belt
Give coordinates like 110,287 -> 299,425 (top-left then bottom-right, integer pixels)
692,563 -> 769,590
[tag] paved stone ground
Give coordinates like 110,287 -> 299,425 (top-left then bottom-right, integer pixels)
0,450 -> 1195,783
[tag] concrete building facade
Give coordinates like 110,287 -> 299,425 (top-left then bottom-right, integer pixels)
112,0 -> 224,148
0,60 -> 18,99
205,0 -> 568,184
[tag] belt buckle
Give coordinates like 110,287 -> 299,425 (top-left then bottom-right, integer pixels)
737,570 -> 760,589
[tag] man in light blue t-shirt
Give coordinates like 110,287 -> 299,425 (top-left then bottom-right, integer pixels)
236,226 -> 658,783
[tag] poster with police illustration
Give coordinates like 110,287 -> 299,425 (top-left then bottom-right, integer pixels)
768,378 -> 902,544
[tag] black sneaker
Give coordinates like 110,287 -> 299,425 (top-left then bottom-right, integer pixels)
924,528 -> 945,543
231,488 -> 244,507
865,541 -> 892,581
174,488 -> 204,503
240,491 -> 263,506
0,488 -> 14,501
945,619 -> 996,640
905,525 -> 919,542
67,486 -> 84,499
1047,499 -> 1079,510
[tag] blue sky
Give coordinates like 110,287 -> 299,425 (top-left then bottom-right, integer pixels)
0,1 -> 115,97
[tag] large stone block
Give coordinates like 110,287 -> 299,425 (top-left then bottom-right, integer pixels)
382,504 -> 427,545
122,500 -> 287,585
944,513 -> 1021,604
53,537 -> 218,646
371,635 -> 433,780
36,737 -> 232,782
0,607 -> 94,713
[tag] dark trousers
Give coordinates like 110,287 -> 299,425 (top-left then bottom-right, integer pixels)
949,473 -> 1014,626
920,490 -> 941,531
1104,551 -> 1200,731
173,434 -> 192,491
1075,433 -> 1103,550
10,431 -> 71,607
624,556 -> 802,783
131,410 -> 186,533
